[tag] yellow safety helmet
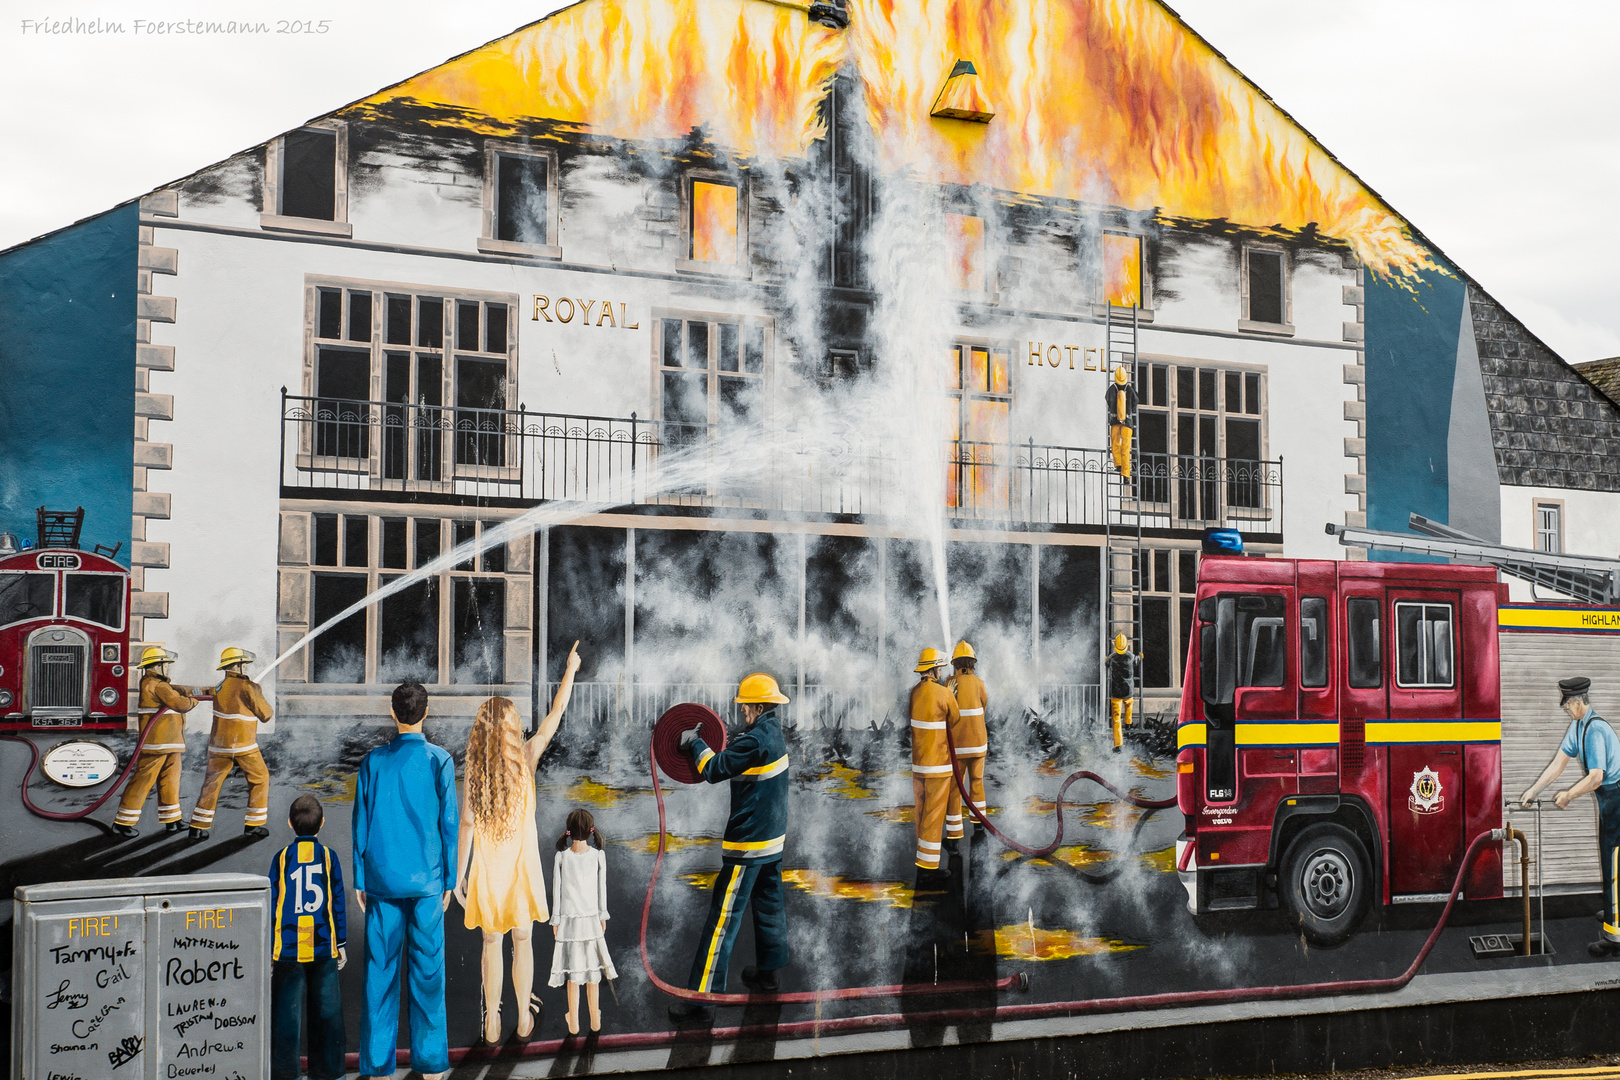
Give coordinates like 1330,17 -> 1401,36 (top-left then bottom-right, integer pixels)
735,672 -> 790,705
951,640 -> 976,662
136,646 -> 178,669
914,647 -> 948,673
1113,366 -> 1129,385
216,646 -> 256,671
1113,633 -> 1129,653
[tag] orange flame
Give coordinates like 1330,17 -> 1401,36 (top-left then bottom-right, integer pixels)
361,0 -> 1432,277
974,924 -> 1142,960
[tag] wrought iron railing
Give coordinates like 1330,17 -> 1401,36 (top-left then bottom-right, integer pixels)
280,393 -> 1282,532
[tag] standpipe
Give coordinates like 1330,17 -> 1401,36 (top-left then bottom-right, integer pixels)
1506,824 -> 1531,956
1,706 -> 174,822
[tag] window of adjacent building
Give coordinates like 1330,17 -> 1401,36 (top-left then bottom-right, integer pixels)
944,342 -> 1011,510
265,124 -> 348,232
1135,360 -> 1266,517
944,212 -> 987,293
1300,596 -> 1328,689
1103,233 -> 1143,307
1141,547 -> 1199,688
1347,597 -> 1382,689
690,179 -> 740,265
1534,500 -> 1563,554
656,314 -> 768,456
1242,245 -> 1290,328
1395,602 -> 1454,688
303,280 -> 517,484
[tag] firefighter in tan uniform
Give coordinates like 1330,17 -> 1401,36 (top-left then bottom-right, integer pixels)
188,647 -> 274,841
909,647 -> 959,879
945,641 -> 989,846
112,647 -> 202,837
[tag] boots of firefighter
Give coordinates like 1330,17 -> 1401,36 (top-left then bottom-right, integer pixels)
741,966 -> 780,992
1590,940 -> 1620,958
244,825 -> 270,839
113,823 -> 139,838
165,822 -> 185,834
668,1000 -> 714,1023
189,827 -> 209,842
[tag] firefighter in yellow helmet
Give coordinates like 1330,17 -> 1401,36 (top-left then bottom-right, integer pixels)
1105,365 -> 1137,480
112,646 -> 202,837
1108,633 -> 1141,754
909,647 -> 960,879
188,647 -> 274,840
945,640 -> 989,847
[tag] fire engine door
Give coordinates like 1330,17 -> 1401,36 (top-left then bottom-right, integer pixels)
1387,743 -> 1465,896
1199,587 -> 1294,805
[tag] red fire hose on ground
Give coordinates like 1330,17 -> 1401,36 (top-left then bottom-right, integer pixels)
0,706 -> 172,822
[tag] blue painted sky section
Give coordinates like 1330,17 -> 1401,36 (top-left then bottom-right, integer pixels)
1364,257 -> 1466,562
0,207 -> 136,563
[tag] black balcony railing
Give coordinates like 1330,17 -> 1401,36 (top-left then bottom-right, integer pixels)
280,393 -> 1283,534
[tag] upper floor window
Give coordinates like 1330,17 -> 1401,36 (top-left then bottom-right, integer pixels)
1241,244 -> 1292,332
944,212 -> 988,293
1103,233 -> 1143,307
263,123 -> 350,237
1140,547 -> 1199,689
944,342 -> 1011,510
656,313 -> 769,456
480,143 -> 560,258
1534,500 -> 1563,554
1135,359 -> 1267,519
682,174 -> 746,273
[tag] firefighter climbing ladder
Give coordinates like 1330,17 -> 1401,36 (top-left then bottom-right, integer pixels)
1104,302 -> 1144,725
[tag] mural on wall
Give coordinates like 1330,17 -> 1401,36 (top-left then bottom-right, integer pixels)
8,0 -> 1620,1076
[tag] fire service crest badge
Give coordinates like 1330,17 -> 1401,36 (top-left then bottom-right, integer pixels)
1409,766 -> 1445,814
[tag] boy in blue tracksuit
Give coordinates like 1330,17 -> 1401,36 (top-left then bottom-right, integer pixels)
669,672 -> 792,1022
351,680 -> 459,1080
270,794 -> 347,1080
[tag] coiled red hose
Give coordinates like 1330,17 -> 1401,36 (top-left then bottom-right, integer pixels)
1,707 -> 172,822
946,727 -> 1177,859
358,829 -> 1500,1072
639,734 -> 1028,1004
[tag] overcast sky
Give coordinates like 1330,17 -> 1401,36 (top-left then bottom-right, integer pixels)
4,0 -> 1616,362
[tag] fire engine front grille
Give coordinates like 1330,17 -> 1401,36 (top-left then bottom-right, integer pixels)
28,642 -> 86,711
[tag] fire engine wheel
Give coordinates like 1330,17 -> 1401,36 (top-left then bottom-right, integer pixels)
1278,823 -> 1371,947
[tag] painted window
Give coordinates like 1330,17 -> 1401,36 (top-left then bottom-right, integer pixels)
302,280 -> 518,487
1236,594 -> 1288,689
1395,602 -> 1454,689
1135,361 -> 1267,518
1140,547 -> 1200,689
62,574 -> 124,632
944,342 -> 1012,510
691,181 -> 740,265
1534,500 -> 1563,554
1346,597 -> 1382,689
1300,596 -> 1328,689
494,152 -> 550,245
945,213 -> 987,292
310,573 -> 367,683
656,314 -> 769,460
269,125 -> 347,227
1242,245 -> 1290,327
1103,233 -> 1142,307
453,578 -> 506,684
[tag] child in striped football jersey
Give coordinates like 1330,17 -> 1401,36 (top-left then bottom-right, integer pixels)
269,794 -> 347,1080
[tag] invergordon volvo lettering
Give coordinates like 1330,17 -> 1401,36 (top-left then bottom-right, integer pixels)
1175,556 -> 1505,944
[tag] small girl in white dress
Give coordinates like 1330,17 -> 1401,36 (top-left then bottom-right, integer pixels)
549,808 -> 618,1033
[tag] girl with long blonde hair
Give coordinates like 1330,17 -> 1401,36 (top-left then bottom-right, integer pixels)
454,642 -> 580,1043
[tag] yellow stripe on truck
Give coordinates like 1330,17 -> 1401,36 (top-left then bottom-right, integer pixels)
1176,718 -> 1500,748
1365,720 -> 1501,744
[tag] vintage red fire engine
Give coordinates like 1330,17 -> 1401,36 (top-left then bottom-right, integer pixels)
1175,555 -> 1504,944
0,525 -> 132,732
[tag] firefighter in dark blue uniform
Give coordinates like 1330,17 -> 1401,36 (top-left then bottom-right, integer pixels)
1521,676 -> 1620,957
669,673 -> 792,1021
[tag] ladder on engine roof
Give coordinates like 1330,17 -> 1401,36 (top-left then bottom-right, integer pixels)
1103,303 -> 1143,725
1330,514 -> 1620,605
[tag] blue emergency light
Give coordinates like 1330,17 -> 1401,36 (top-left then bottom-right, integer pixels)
1202,528 -> 1244,555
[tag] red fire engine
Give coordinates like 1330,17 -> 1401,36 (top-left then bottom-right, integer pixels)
1174,553 -> 1506,945
0,509 -> 132,732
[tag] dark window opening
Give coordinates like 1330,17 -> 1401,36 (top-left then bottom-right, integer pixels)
347,291 -> 371,342
386,295 -> 412,345
417,298 -> 443,349
413,519 -> 441,569
342,515 -> 368,568
312,514 -> 339,566
485,304 -> 507,355
1142,595 -> 1172,687
457,301 -> 480,351
452,578 -> 506,684
381,518 -> 408,570
379,576 -> 439,685
281,128 -> 337,221
481,530 -> 506,574
1300,596 -> 1327,689
496,153 -> 549,245
455,356 -> 507,466
0,572 -> 55,625
1347,597 -> 1382,689
1237,593 -> 1286,688
1248,250 -> 1284,325
310,573 -> 367,683
314,347 -> 370,457
63,574 -> 123,630
317,288 -> 342,340
453,520 -> 477,570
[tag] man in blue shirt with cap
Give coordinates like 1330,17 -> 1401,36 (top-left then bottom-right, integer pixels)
352,679 -> 458,1079
1520,675 -> 1620,958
